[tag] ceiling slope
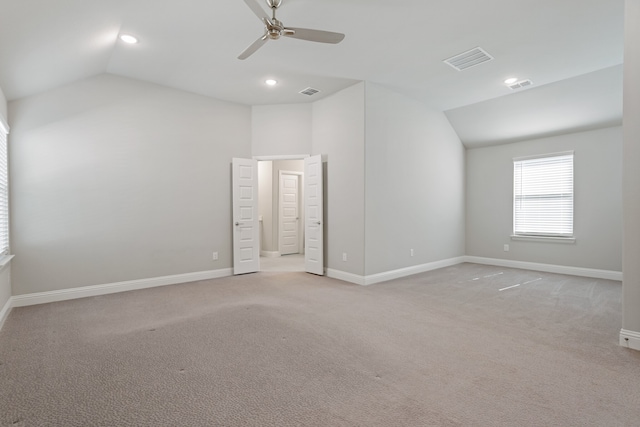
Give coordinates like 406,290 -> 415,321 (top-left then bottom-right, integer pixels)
446,65 -> 624,148
0,0 -> 625,143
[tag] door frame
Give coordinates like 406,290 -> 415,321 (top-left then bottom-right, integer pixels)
253,154 -> 324,275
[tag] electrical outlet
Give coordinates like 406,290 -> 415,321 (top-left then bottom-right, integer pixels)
410,249 -> 414,257
342,253 -> 347,262
212,251 -> 219,261
504,244 -> 509,252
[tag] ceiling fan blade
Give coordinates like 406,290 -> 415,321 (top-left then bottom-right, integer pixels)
242,0 -> 271,23
238,34 -> 269,60
283,27 -> 345,44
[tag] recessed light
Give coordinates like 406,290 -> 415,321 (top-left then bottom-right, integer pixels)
504,77 -> 518,85
120,34 -> 138,44
265,79 -> 277,86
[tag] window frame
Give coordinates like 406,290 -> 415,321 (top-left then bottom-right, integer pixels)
512,151 -> 575,242
0,115 -> 10,259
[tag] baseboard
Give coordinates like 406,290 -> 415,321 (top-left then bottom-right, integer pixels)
326,257 -> 466,286
0,296 -> 12,331
326,268 -> 365,286
11,268 -> 233,308
620,329 -> 640,351
260,251 -> 281,258
464,256 -> 622,281
364,257 -> 467,286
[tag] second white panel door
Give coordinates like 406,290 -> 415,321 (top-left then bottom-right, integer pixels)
279,173 -> 300,255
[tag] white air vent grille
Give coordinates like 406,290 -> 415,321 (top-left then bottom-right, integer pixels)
299,87 -> 320,96
508,79 -> 533,90
444,47 -> 494,71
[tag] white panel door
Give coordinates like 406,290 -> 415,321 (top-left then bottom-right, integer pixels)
279,173 -> 300,255
304,155 -> 324,275
232,158 -> 260,275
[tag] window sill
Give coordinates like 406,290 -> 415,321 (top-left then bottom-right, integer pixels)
511,235 -> 576,244
0,254 -> 14,271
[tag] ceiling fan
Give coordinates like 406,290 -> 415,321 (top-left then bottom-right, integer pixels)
238,0 -> 345,60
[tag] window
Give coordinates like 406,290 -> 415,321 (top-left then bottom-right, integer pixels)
0,118 -> 8,256
513,152 -> 573,238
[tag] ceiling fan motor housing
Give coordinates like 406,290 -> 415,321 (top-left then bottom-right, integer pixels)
267,18 -> 284,39
238,0 -> 345,60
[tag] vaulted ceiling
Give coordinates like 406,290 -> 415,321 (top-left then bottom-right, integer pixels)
0,0 -> 625,147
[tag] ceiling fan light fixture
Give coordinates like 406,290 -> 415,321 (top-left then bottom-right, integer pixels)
120,34 -> 138,44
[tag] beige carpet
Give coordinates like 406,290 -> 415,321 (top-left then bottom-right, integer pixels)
1,263 -> 639,426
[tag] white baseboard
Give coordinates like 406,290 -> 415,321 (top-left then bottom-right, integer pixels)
11,268 -> 233,308
260,251 -> 281,258
620,329 -> 640,351
326,257 -> 466,286
464,256 -> 622,281
0,296 -> 11,330
364,257 -> 466,286
326,268 -> 365,286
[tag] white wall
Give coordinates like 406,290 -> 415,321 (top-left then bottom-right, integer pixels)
252,105 -> 310,255
258,160 -> 274,253
271,160 -> 304,254
466,126 -> 623,272
0,85 -> 7,122
0,84 -> 10,313
9,74 -> 252,295
251,104 -> 312,157
364,83 -> 465,275
312,83 -> 366,276
623,0 -> 640,336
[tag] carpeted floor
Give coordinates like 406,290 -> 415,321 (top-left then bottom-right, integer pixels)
1,263 -> 639,426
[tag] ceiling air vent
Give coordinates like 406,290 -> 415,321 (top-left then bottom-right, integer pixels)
444,47 -> 494,71
508,79 -> 533,90
299,87 -> 320,96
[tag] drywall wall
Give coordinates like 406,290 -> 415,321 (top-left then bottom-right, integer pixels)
466,126 -> 623,272
0,85 -> 7,123
0,85 -> 10,314
251,104 -> 312,157
312,83 -> 366,276
9,74 -> 251,295
623,0 -> 640,335
0,264 -> 10,318
257,161 -> 274,254
364,83 -> 465,275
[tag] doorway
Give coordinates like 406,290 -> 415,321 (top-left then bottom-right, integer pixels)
232,155 -> 324,275
258,159 -> 305,272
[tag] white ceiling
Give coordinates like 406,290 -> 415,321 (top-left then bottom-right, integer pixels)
0,0 -> 625,146
446,64 -> 624,148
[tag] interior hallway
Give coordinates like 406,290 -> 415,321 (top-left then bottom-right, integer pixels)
260,254 -> 305,272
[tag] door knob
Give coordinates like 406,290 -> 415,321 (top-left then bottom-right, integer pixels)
316,221 -> 321,225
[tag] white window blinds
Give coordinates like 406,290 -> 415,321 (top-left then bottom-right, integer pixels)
513,152 -> 573,237
0,121 -> 8,255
